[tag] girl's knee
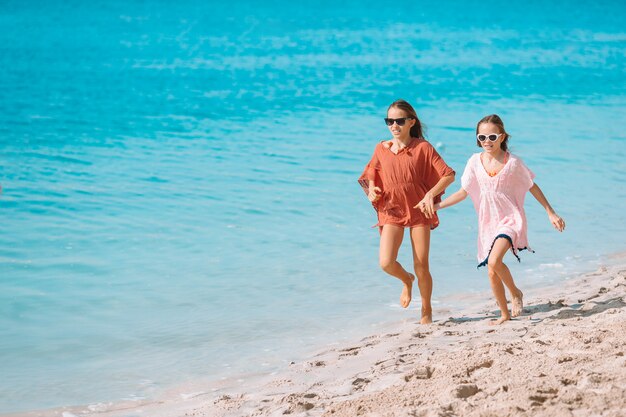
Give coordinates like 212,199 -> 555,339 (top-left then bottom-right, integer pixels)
487,257 -> 504,271
379,258 -> 395,272
487,265 -> 500,280
413,260 -> 430,276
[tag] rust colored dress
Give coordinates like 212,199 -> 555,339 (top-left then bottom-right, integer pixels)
358,138 -> 455,230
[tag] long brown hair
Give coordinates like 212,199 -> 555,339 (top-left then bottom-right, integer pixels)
476,114 -> 509,151
388,99 -> 425,139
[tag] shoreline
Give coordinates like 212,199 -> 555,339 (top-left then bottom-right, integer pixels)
8,256 -> 626,417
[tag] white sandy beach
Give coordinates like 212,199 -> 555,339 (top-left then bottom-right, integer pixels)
12,261 -> 626,417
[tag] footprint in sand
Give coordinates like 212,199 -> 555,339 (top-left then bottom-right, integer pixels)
404,366 -> 432,381
281,393 -> 317,414
352,377 -> 370,391
284,402 -> 314,413
465,360 -> 493,377
339,347 -> 360,357
529,387 -> 558,407
528,395 -> 548,407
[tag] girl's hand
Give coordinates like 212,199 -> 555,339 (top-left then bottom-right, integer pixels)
419,202 -> 442,216
549,212 -> 565,232
368,186 -> 382,203
415,192 -> 435,218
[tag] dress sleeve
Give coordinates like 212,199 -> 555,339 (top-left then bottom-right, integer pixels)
361,148 -> 381,182
461,156 -> 479,197
420,143 -> 455,203
516,158 -> 536,190
429,145 -> 455,179
358,145 -> 382,200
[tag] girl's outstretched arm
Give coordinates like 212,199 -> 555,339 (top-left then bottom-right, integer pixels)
529,183 -> 566,232
436,188 -> 468,210
414,174 -> 455,218
418,187 -> 467,218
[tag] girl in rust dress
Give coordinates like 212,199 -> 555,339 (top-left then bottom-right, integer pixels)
359,100 -> 455,324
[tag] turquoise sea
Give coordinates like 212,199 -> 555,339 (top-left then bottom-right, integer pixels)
1,0 -> 625,412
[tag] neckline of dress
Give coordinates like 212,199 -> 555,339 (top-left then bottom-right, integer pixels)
479,151 -> 511,178
383,137 -> 419,155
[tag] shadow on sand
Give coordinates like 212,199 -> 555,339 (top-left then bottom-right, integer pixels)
442,295 -> 625,325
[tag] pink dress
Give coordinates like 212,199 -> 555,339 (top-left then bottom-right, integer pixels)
461,152 -> 535,267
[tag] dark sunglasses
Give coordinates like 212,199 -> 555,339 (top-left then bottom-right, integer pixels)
384,117 -> 413,126
476,133 -> 503,142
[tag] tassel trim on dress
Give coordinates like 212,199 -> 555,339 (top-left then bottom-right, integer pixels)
476,233 -> 534,269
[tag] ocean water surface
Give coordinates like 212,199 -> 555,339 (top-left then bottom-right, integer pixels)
0,0 -> 625,412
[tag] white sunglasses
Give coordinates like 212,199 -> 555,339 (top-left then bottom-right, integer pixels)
477,133 -> 503,142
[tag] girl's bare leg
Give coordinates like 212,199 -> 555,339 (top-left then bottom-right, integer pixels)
491,259 -> 524,317
410,226 -> 433,324
487,238 -> 515,325
380,225 -> 414,308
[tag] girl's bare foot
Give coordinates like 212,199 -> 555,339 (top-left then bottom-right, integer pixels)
511,290 -> 524,317
400,273 -> 415,308
489,315 -> 511,325
420,307 -> 432,324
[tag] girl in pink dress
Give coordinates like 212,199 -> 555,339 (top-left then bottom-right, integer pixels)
422,114 -> 565,325
359,100 -> 455,324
